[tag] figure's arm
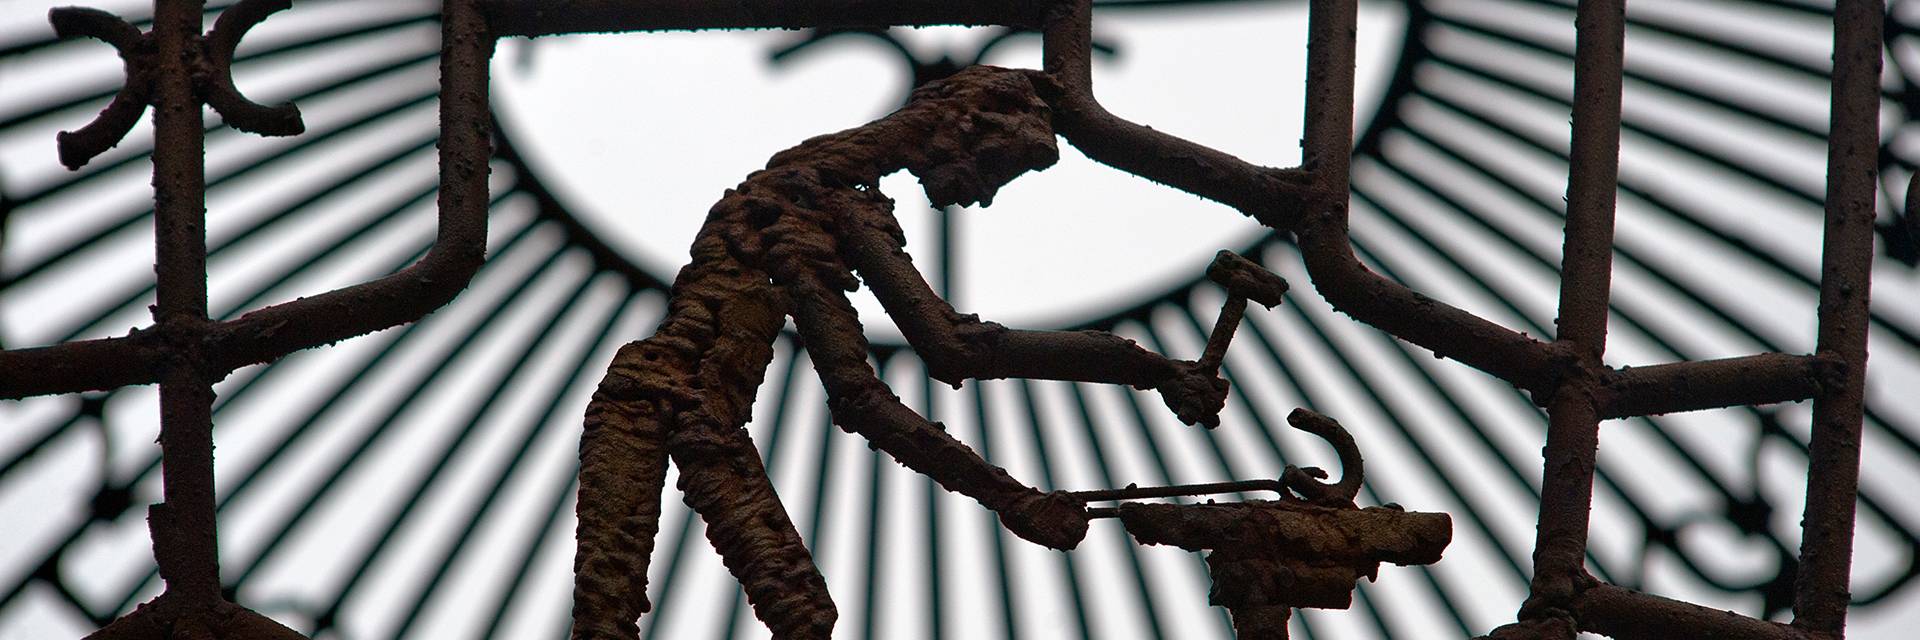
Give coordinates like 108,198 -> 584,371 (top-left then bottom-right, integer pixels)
776,251 -> 1091,550
835,202 -> 1288,427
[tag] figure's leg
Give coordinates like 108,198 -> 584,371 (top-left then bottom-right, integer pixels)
573,342 -> 674,640
669,419 -> 836,639
575,243 -> 833,639
831,197 -> 1278,427
776,259 -> 1090,550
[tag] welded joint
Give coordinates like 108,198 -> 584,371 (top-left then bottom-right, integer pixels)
1521,342 -> 1607,411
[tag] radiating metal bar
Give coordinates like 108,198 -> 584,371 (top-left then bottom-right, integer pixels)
1349,159 -> 1802,588
1410,80 -> 1920,472
103,215 -> 538,608
1420,50 -> 1920,350
1060,381 -> 1170,640
376,271 -> 604,638
1283,0 -> 1560,393
56,138 -> 437,344
198,0 -> 493,376
478,291 -> 635,640
966,382 -> 1025,640
245,235 -> 570,600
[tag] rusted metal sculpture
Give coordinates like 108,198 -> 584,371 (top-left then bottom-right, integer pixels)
571,66 -> 1287,639
9,0 -> 1882,638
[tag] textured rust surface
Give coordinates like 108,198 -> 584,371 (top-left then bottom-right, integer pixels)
35,0 -> 1883,637
1793,1 -> 1883,635
1116,502 -> 1452,566
572,65 -> 1313,636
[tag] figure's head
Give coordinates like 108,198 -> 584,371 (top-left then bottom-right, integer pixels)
906,66 -> 1061,208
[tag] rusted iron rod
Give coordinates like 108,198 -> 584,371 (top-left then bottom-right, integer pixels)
148,0 -> 221,602
1039,0 -> 1312,232
1573,583 -> 1812,640
0,336 -> 159,398
1793,0 -> 1882,633
1599,353 -> 1837,419
201,0 -> 493,371
1524,0 -> 1624,612
1553,0 -> 1625,355
479,0 -> 1048,38
1285,0 -> 1559,392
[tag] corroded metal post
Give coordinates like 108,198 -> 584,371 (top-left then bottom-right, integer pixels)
1794,0 -> 1882,634
1523,0 -> 1624,616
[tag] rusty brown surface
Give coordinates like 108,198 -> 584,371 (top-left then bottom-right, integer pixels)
1116,501 -> 1452,567
1793,0 -> 1883,634
573,65 -> 1303,636
0,0 -> 494,401
34,0 -> 1882,637
1116,498 -> 1451,639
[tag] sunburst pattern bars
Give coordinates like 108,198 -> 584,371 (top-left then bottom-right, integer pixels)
11,0 -> 1880,637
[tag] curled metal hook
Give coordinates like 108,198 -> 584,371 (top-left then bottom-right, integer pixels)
204,0 -> 304,137
49,7 -> 150,170
1281,408 -> 1364,507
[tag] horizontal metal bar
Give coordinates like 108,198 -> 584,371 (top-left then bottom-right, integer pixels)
1067,479 -> 1288,503
478,0 -> 1048,38
1599,353 -> 1838,419
1573,583 -> 1812,640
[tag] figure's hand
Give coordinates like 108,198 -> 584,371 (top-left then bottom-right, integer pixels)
997,490 -> 1091,551
1156,362 -> 1230,428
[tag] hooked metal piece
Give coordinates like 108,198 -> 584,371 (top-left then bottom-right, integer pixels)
49,7 -> 149,169
1280,408 -> 1364,507
204,0 -> 305,136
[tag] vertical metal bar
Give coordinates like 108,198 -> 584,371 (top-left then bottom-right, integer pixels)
1304,0 -> 1357,191
1551,0 -> 1624,356
148,0 -> 221,603
1527,0 -> 1625,610
1794,0 -> 1883,632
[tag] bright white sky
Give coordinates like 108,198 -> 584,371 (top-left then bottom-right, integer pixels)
491,3 -> 1409,336
2,1 -> 1920,639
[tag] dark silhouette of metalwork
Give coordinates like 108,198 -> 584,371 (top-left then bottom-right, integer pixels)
0,0 -> 1910,638
2,0 -> 495,635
